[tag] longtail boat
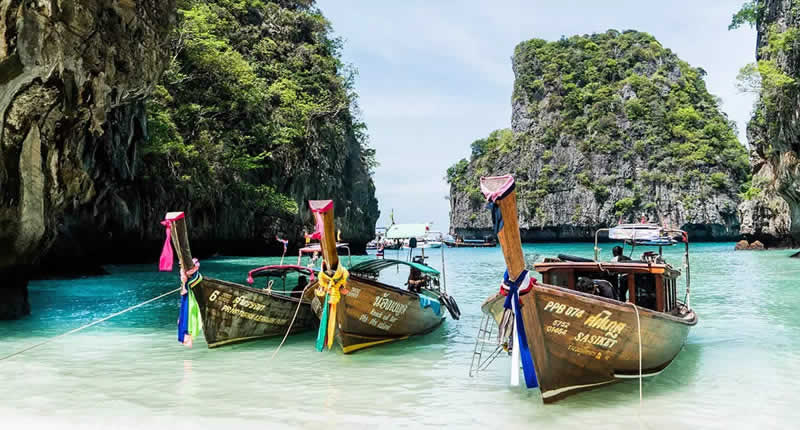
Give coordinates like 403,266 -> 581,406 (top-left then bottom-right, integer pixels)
470,175 -> 697,403
303,200 -> 460,353
160,212 -> 316,348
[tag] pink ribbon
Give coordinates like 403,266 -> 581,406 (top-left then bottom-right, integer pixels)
159,212 -> 186,272
480,174 -> 515,202
159,220 -> 174,272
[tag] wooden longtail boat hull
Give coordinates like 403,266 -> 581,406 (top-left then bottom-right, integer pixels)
483,282 -> 697,403
306,276 -> 444,353
164,212 -> 316,349
193,278 -> 316,348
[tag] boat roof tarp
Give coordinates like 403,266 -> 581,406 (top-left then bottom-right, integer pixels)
609,224 -> 662,241
349,259 -> 440,276
385,224 -> 429,239
609,224 -> 677,246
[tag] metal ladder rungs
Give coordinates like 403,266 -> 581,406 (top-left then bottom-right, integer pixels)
469,311 -> 505,377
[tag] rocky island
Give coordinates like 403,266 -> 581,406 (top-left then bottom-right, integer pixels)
448,30 -> 750,242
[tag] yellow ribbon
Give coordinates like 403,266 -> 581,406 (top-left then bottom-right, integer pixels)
316,262 -> 349,349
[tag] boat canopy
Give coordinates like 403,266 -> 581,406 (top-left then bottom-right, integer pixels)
385,224 -> 429,239
609,224 -> 662,241
349,258 -> 440,276
247,265 -> 314,284
607,224 -> 681,245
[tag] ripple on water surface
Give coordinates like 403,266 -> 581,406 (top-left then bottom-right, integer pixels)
1,243 -> 800,428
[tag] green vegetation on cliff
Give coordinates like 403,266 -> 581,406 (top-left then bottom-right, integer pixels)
144,0 -> 377,227
510,31 -> 748,181
731,1 -> 800,245
448,31 -> 749,236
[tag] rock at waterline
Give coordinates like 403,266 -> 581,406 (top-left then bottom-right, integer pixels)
734,240 -> 766,251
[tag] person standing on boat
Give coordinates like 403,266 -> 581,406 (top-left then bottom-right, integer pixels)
611,246 -> 631,262
406,266 -> 426,293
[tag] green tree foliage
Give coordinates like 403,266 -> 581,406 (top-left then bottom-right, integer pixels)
143,0 -> 376,223
509,31 -> 749,182
729,1 -> 760,30
447,128 -> 513,192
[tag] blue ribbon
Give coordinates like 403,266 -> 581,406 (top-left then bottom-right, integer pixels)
487,201 -> 504,235
178,292 -> 189,344
503,269 -> 538,389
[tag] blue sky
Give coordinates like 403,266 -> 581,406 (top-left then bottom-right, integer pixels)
316,0 -> 757,231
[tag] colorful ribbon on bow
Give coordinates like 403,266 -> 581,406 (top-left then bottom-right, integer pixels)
159,212 -> 186,272
178,259 -> 203,347
502,269 -> 538,388
159,220 -> 175,271
480,175 -> 516,236
315,262 -> 349,351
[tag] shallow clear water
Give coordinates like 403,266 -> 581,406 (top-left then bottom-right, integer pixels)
2,243 -> 799,429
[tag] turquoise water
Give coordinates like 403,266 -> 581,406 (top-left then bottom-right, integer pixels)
1,243 -> 799,429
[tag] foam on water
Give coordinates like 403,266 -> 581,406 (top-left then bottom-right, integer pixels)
2,243 -> 800,428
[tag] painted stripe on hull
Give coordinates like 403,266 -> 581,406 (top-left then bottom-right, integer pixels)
614,369 -> 664,379
341,336 -> 408,353
541,380 -> 617,399
208,334 -> 276,348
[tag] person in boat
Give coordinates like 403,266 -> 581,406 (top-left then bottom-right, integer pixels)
376,242 -> 385,259
611,245 -> 631,262
576,277 -> 615,299
406,267 -> 425,293
292,275 -> 309,297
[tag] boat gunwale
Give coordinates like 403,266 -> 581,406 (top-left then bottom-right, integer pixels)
200,276 -> 309,305
324,272 -> 444,300
533,261 -> 671,274
482,281 -> 698,326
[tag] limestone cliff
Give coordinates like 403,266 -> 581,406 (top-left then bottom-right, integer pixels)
737,0 -> 800,248
0,0 -> 379,320
448,31 -> 750,241
0,0 -> 176,319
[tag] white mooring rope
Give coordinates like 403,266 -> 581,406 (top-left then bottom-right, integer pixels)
270,285 -> 312,359
630,302 -> 643,408
0,287 -> 180,362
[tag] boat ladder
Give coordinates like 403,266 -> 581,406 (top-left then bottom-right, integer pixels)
469,311 -> 506,377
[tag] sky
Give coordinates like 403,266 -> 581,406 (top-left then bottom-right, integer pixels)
316,0 -> 758,232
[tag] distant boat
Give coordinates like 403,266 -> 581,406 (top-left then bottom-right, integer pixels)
162,212 -> 316,348
422,230 -> 444,248
470,175 -> 697,403
384,223 -> 442,249
444,237 -> 496,248
303,200 -> 460,353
